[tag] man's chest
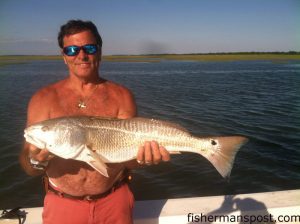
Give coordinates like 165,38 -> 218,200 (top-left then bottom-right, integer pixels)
49,89 -> 119,118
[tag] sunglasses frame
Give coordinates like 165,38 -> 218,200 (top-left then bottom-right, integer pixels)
63,44 -> 99,56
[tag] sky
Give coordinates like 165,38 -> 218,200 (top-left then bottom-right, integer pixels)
0,0 -> 299,55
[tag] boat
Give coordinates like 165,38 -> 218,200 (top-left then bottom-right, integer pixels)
1,189 -> 299,224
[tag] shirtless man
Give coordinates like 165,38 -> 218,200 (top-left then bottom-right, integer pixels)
19,20 -> 170,224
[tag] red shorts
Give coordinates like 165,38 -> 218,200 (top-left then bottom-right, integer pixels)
42,184 -> 134,224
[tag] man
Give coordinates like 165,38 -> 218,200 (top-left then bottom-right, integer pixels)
19,20 -> 170,224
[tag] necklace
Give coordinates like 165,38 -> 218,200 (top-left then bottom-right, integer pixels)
77,84 -> 98,109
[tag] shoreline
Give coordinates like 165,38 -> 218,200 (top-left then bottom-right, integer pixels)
1,53 -> 300,66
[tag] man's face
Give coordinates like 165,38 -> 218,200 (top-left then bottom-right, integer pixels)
62,30 -> 101,80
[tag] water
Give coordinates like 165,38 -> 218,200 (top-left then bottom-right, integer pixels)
0,59 -> 299,209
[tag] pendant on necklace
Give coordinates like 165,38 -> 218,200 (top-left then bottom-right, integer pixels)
78,100 -> 87,109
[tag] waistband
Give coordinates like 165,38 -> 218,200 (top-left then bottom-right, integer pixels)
43,170 -> 130,201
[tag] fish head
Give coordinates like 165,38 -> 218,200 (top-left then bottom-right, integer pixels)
24,118 -> 87,159
24,123 -> 52,149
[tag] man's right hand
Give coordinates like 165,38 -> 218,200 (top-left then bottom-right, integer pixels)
28,144 -> 53,162
19,142 -> 54,176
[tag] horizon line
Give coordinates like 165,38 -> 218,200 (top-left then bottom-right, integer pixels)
1,51 -> 300,57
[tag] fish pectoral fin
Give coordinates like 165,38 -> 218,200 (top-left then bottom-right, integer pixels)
78,145 -> 110,178
87,160 -> 109,178
86,150 -> 109,177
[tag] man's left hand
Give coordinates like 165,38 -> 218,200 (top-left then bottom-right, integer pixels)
136,141 -> 170,165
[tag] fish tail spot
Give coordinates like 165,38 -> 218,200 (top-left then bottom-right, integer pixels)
210,139 -> 217,146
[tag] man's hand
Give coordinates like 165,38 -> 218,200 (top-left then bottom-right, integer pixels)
28,144 -> 53,162
136,141 -> 170,165
19,142 -> 55,176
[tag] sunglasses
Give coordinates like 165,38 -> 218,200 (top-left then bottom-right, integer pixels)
63,44 -> 99,56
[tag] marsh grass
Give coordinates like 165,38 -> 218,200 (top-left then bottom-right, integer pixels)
104,54 -> 300,62
1,53 -> 299,66
0,55 -> 62,67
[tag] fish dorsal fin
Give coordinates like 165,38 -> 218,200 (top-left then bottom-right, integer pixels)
83,116 -> 188,131
77,116 -> 190,134
89,116 -> 120,121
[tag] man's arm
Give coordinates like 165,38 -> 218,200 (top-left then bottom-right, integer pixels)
19,88 -> 53,176
116,85 -> 137,119
19,143 -> 51,176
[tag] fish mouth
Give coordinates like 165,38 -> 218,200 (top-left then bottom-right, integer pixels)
24,130 -> 46,149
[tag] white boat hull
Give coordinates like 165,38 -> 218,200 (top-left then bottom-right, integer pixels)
1,189 -> 299,224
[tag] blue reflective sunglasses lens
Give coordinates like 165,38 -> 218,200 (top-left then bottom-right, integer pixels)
63,46 -> 80,56
63,44 -> 98,56
84,45 -> 98,54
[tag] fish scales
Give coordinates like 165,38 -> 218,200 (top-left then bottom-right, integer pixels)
82,117 -> 197,161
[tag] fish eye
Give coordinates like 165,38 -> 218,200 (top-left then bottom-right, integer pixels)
42,126 -> 49,132
210,139 -> 217,146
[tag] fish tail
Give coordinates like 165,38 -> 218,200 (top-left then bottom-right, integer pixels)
201,136 -> 248,179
